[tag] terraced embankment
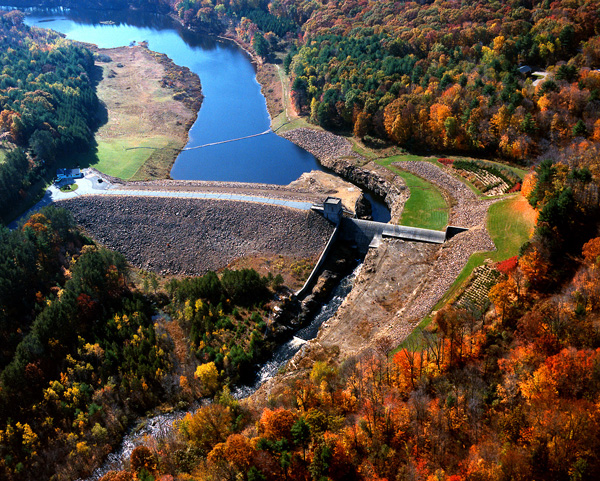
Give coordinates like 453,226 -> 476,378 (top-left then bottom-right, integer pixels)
58,196 -> 335,276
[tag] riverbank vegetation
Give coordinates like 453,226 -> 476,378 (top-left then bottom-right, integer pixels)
65,45 -> 202,181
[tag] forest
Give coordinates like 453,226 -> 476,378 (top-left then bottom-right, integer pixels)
0,206 -> 288,480
3,0 -> 599,165
0,10 -> 99,218
3,0 -> 600,479
87,147 -> 600,481
168,0 -> 600,162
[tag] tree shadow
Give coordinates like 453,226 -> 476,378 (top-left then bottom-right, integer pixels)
90,64 -> 109,129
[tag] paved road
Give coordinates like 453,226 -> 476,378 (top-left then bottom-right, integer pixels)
95,189 -> 314,210
11,169 -> 315,228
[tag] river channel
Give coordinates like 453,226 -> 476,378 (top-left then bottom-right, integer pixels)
84,265 -> 361,479
20,7 -> 390,221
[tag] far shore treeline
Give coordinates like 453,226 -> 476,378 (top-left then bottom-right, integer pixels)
71,0 -> 600,163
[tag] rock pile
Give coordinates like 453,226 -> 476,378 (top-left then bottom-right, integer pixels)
59,196 -> 335,276
281,128 -> 408,221
400,226 -> 496,323
280,128 -> 362,162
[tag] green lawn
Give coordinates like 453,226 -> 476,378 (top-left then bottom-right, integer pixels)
61,136 -> 172,180
439,195 -> 535,303
377,157 -> 449,231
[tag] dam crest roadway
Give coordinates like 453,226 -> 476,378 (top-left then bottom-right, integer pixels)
33,168 -> 458,249
19,168 -> 463,257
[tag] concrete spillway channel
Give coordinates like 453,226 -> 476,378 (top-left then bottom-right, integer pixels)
341,218 -> 447,249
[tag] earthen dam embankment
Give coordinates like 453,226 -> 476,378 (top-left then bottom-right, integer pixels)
58,196 -> 335,276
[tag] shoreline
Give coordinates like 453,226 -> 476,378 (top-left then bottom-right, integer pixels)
90,43 -> 202,181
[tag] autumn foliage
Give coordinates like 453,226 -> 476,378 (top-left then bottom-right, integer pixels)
107,154 -> 600,480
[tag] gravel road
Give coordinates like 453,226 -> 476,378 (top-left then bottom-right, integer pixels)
58,196 -> 335,276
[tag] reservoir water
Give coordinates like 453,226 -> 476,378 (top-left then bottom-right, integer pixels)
22,7 -> 390,222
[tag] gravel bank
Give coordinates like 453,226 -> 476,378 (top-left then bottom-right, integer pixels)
280,128 -> 363,163
398,226 -> 496,323
58,196 -> 335,276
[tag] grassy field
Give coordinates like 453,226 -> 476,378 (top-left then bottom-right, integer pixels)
62,136 -> 173,180
446,194 -> 536,295
377,156 -> 449,231
433,195 -> 535,305
85,46 -> 195,180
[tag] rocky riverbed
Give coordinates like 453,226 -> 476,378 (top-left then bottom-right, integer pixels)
58,196 -> 335,276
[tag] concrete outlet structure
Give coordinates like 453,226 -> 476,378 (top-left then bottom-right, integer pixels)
320,197 -> 343,224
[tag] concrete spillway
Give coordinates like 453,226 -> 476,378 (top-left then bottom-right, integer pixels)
340,217 -> 447,251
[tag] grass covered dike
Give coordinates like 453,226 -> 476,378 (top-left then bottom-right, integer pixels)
377,155 -> 449,231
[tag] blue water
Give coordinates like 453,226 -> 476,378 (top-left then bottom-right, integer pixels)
22,8 -> 390,221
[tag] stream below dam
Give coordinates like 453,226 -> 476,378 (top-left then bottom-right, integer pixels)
5,7 -> 387,478
85,264 -> 361,480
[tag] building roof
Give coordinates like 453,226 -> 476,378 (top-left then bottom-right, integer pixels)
57,168 -> 81,176
518,65 -> 532,74
324,196 -> 342,205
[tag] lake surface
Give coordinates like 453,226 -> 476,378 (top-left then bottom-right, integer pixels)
21,7 -> 390,221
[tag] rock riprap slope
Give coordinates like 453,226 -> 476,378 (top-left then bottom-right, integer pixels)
59,196 -> 334,275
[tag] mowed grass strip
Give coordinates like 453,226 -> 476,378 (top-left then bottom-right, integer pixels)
377,156 -> 449,231
433,194 -> 536,310
398,193 -> 536,351
95,137 -> 171,180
